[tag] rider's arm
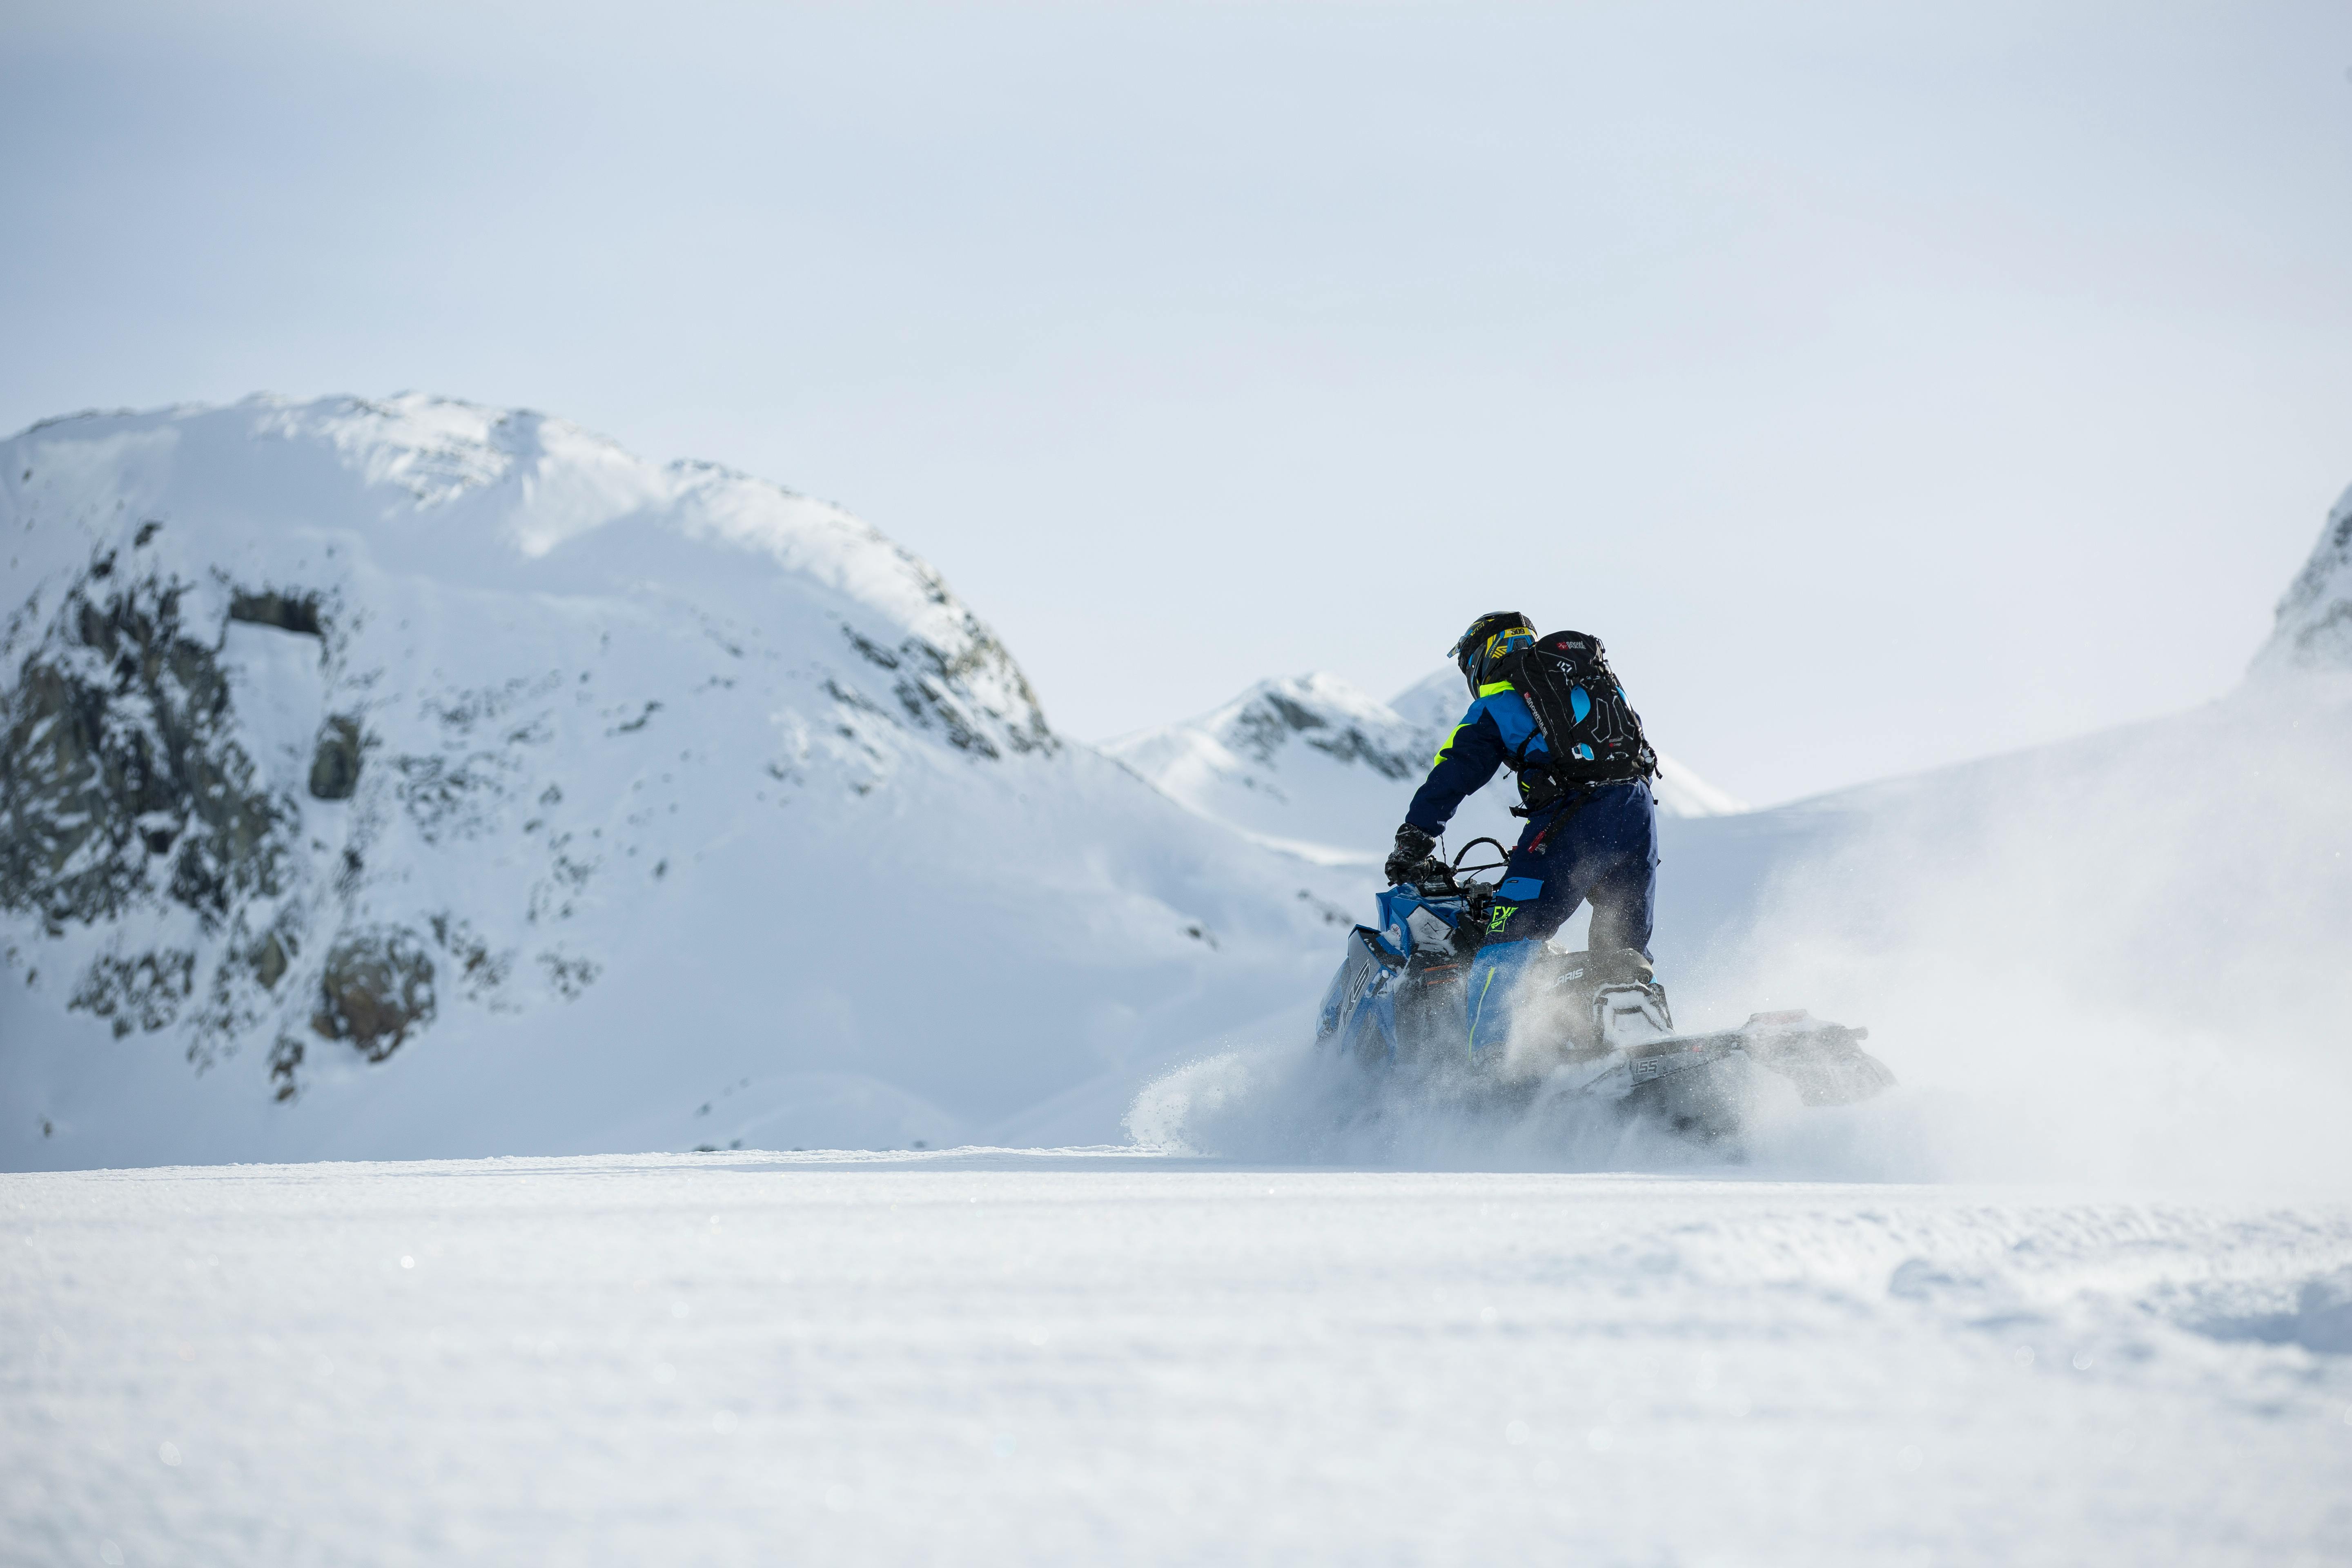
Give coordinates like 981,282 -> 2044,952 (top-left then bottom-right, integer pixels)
1403,703 -> 1506,835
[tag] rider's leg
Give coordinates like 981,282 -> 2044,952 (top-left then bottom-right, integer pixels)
1463,808 -> 1590,1057
1464,782 -> 1659,1056
1577,786 -> 1659,963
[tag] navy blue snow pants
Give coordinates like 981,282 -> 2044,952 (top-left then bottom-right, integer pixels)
1466,780 -> 1658,1054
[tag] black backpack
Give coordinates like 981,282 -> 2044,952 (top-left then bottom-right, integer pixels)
1501,630 -> 1657,787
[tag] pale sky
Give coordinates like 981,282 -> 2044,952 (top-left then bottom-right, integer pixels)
5,1 -> 2349,805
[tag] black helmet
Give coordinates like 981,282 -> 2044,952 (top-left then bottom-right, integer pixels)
1452,612 -> 1536,695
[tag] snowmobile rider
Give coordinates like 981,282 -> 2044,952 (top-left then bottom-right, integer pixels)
1383,612 -> 1660,1055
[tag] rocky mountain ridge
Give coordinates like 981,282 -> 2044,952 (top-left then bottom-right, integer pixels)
0,394 -> 1349,1167
2251,480 -> 2352,676
1107,668 -> 1743,864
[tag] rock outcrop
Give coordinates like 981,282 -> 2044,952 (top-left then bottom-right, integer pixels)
0,559 -> 288,934
308,716 -> 363,800
311,927 -> 435,1062
0,394 -> 1349,1168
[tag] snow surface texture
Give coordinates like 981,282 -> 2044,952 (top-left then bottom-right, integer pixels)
1107,668 -> 1742,868
0,397 -> 1365,1168
7,1153 -> 2351,1566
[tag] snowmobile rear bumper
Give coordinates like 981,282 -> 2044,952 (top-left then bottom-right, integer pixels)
1618,1014 -> 1896,1138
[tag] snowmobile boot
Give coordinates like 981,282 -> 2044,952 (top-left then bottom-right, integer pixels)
1593,978 -> 1674,1051
1589,947 -> 1655,985
1589,949 -> 1673,1051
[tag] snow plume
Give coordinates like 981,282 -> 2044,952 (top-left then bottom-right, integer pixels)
1666,673 -> 2352,1189
1126,1035 -> 1677,1170
1125,1015 -> 1940,1175
1131,673 -> 2352,1183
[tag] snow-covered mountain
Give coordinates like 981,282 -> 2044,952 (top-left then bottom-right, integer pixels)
0,395 -> 1358,1169
2250,479 -> 2352,675
7,394 -> 2346,1185
1107,668 -> 1743,864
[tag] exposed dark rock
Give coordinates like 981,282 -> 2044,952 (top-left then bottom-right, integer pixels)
309,715 -> 362,800
893,673 -> 1000,759
609,701 -> 660,735
394,751 -> 520,844
1302,725 -> 1417,780
844,628 -> 900,669
1229,687 -> 1417,779
311,927 -> 435,1062
228,590 -> 322,637
538,949 -> 599,1000
2255,487 -> 2352,673
69,949 -> 196,1038
428,912 -> 511,1004
839,621 -> 1056,758
0,572 -> 287,928
268,1035 -> 304,1100
252,933 -> 288,990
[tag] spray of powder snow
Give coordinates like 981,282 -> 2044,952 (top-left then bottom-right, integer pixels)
1131,675 -> 2352,1186
1125,1031 -> 1962,1176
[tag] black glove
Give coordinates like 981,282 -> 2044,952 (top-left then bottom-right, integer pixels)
1384,823 -> 1438,886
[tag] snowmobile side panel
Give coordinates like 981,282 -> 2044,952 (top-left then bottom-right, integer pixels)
1623,1030 -> 1742,1085
1317,928 -> 1396,1045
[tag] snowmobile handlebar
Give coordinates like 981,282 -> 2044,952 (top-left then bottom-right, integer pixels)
1393,837 -> 1509,898
1448,837 -> 1510,878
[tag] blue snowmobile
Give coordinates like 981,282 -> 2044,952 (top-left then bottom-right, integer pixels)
1316,839 -> 1895,1139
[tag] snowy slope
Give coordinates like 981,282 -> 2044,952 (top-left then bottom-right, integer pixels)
1132,485 -> 2352,1190
1106,667 -> 1742,866
8,1153 -> 2351,1566
0,396 -> 1358,1170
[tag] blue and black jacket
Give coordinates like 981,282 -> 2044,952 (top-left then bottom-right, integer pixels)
1404,682 -> 1554,835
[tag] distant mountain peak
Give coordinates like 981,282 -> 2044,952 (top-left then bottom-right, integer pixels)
2252,482 -> 2352,677
1109,665 -> 1744,864
1205,674 -> 1423,779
